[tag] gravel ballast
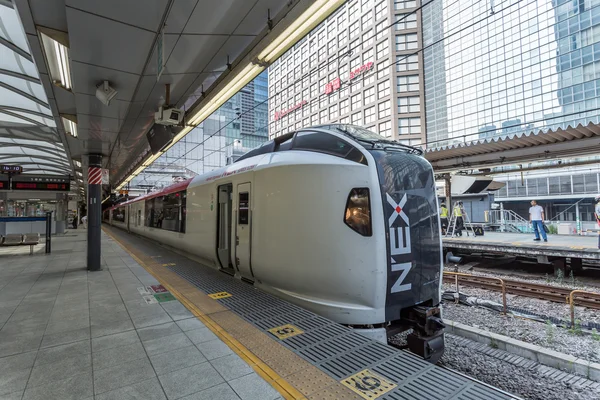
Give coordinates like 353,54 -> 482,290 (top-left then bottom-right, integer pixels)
441,335 -> 599,400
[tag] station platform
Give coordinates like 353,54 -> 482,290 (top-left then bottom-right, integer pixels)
0,228 -> 517,400
443,232 -> 600,261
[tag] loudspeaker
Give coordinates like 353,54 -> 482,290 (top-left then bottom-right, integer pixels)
473,226 -> 484,236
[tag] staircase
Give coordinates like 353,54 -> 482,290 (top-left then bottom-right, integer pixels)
487,209 -> 532,233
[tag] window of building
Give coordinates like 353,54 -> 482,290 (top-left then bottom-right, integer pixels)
398,117 -> 421,134
340,116 -> 350,124
351,112 -> 362,125
377,61 -> 389,79
376,40 -> 389,59
397,75 -> 419,92
350,21 -> 360,38
311,114 -> 319,125
361,12 -> 372,29
378,80 -> 390,98
364,87 -> 375,105
364,106 -> 376,124
398,96 -> 420,113
320,109 -> 328,123
395,33 -> 418,51
350,56 -> 361,69
349,1 -> 358,20
362,30 -> 373,48
376,21 -> 387,40
378,100 -> 391,118
330,105 -> 338,119
395,13 -> 417,30
351,94 -> 362,110
311,83 -> 319,97
363,71 -> 375,86
396,54 -> 418,71
339,31 -> 347,47
375,1 -> 387,20
340,99 -> 349,115
379,120 -> 392,137
317,29 -> 326,47
318,46 -> 327,60
351,38 -> 361,53
361,0 -> 372,12
328,39 -> 336,54
394,0 -> 416,10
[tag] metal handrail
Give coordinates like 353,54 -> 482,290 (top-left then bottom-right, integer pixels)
444,272 -> 507,315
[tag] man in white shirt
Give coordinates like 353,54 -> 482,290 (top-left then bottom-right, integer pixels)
529,200 -> 547,242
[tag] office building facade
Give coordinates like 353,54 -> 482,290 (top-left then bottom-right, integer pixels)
422,0 -> 600,148
267,0 -> 426,146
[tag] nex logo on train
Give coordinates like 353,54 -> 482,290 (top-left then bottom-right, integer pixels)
386,193 -> 411,293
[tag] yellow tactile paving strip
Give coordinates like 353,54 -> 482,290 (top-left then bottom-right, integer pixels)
103,227 -> 362,400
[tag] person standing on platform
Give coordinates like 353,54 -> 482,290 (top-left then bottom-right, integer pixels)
439,202 -> 449,234
453,201 -> 464,236
529,200 -> 547,242
82,214 -> 88,229
594,195 -> 600,249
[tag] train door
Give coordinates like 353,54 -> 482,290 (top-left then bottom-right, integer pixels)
217,184 -> 234,274
234,182 -> 253,280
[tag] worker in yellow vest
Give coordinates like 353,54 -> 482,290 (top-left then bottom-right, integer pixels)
439,203 -> 449,234
453,201 -> 464,236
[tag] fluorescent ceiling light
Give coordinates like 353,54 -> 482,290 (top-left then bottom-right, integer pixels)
257,0 -> 345,62
39,31 -> 72,90
61,117 -> 77,137
74,160 -> 82,168
76,171 -> 82,177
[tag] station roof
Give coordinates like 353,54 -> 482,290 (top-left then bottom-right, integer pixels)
0,3 -> 72,177
12,0 -> 341,191
425,123 -> 600,173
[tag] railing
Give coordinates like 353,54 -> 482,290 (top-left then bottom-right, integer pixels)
486,209 -> 532,233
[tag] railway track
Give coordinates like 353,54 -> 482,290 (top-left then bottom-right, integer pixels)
442,273 -> 600,310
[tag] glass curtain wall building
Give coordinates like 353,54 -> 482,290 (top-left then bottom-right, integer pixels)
423,0 -> 600,148
267,0 -> 426,147
130,71 -> 269,192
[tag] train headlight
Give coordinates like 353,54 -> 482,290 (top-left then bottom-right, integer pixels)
344,188 -> 372,237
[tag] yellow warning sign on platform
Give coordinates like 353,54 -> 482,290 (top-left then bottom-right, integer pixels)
268,324 -> 304,340
208,292 -> 232,299
341,369 -> 397,399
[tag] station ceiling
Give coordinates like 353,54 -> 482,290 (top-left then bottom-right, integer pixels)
0,3 -> 72,178
11,0 -> 323,189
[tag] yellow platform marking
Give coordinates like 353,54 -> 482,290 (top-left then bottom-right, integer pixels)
268,324 -> 304,340
161,263 -> 176,267
208,291 -> 232,299
102,227 -> 306,400
341,369 -> 397,399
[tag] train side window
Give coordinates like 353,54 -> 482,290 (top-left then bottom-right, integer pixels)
238,192 -> 249,224
293,131 -> 354,158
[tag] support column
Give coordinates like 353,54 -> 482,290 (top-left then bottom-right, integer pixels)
55,193 -> 67,234
87,154 -> 102,271
444,175 -> 452,209
575,201 -> 581,235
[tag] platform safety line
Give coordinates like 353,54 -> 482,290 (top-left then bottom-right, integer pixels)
102,227 -> 306,400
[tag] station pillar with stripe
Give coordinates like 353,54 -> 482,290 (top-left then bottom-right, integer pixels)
87,154 -> 102,271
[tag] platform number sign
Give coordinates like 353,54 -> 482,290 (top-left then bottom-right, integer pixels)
267,324 -> 304,340
208,292 -> 232,299
341,369 -> 397,399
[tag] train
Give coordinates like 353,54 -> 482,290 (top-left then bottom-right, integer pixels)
104,124 -> 445,361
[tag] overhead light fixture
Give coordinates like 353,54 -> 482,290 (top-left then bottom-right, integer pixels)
39,29 -> 72,90
74,160 -> 82,168
257,0 -> 345,63
61,116 -> 77,137
76,171 -> 82,177
96,81 -> 118,106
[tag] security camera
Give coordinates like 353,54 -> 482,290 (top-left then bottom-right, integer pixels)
154,106 -> 184,126
96,81 -> 118,106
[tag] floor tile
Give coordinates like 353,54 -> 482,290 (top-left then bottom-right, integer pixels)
161,302 -> 194,320
35,340 -> 91,366
0,351 -> 37,374
92,340 -> 147,370
143,332 -> 193,356
228,373 -> 280,400
149,345 -> 207,376
138,322 -> 182,342
0,367 -> 30,396
22,371 -> 93,400
95,377 -> 167,400
28,353 -> 92,388
185,328 -> 218,345
132,313 -> 173,330
0,390 -> 24,400
180,383 -> 241,400
210,354 -> 253,381
40,327 -> 90,348
176,318 -> 206,332
91,330 -> 140,352
158,362 -> 225,400
91,318 -> 135,338
93,357 -> 156,395
195,339 -> 234,361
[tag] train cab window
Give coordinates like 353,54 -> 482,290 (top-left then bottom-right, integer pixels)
293,131 -> 355,158
275,132 -> 295,151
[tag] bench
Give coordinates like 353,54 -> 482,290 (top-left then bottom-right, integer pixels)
1,233 -> 41,255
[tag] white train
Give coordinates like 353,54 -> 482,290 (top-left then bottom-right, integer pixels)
105,125 -> 445,361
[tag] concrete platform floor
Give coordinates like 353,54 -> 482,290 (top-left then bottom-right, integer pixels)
0,230 -> 281,400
